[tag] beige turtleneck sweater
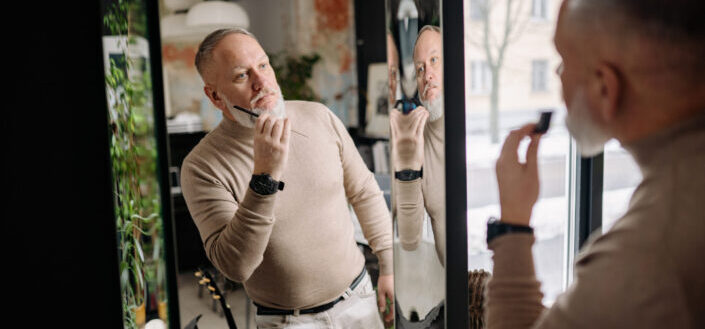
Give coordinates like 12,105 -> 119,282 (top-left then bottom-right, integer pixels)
486,111 -> 705,328
393,115 -> 446,264
180,101 -> 393,310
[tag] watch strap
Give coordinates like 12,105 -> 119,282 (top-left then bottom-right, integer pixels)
249,174 -> 284,195
486,217 -> 533,244
394,167 -> 423,181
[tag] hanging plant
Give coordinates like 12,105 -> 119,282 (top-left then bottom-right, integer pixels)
103,0 -> 167,327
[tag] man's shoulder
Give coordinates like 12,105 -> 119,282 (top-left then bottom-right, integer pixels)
181,130 -> 225,172
285,100 -> 333,118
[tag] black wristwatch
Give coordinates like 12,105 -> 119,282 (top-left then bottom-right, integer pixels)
249,173 -> 285,195
395,167 -> 423,181
486,216 -> 533,244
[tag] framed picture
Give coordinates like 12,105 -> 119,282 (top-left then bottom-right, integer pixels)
365,62 -> 393,138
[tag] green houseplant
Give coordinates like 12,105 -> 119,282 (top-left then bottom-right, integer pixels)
269,52 -> 322,102
103,0 -> 167,327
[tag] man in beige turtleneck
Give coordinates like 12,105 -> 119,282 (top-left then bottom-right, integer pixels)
391,25 -> 446,265
487,1 -> 705,328
180,28 -> 393,328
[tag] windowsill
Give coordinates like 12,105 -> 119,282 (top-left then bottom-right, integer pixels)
529,16 -> 550,23
469,90 -> 491,96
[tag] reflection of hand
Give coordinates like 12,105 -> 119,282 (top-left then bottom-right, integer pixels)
377,274 -> 394,326
253,114 -> 291,181
390,108 -> 429,171
495,123 -> 542,226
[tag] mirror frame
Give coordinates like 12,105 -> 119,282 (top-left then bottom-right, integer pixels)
442,0 -> 469,327
146,0 -> 182,327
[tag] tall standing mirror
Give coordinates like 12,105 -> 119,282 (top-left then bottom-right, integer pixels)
386,0 -> 446,327
159,0 -> 396,328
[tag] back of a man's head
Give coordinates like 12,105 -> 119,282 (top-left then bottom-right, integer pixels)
568,0 -> 705,79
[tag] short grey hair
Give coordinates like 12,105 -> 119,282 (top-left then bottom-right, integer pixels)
414,25 -> 441,54
194,28 -> 256,78
417,25 -> 441,38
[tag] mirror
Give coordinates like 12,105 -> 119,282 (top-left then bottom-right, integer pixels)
159,0 -> 396,328
386,0 -> 446,327
463,0 -> 568,318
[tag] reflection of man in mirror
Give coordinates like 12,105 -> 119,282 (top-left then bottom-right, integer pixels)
390,25 -> 445,265
180,28 -> 394,328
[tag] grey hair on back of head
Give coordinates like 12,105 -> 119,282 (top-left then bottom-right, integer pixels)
194,28 -> 256,78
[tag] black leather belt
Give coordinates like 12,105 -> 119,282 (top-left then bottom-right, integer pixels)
254,267 -> 367,316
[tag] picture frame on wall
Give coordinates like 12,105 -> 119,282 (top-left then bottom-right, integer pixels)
365,62 -> 392,138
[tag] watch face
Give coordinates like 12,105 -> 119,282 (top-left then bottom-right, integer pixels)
251,174 -> 277,194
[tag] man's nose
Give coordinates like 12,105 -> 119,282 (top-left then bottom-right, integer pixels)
251,69 -> 265,91
424,69 -> 435,85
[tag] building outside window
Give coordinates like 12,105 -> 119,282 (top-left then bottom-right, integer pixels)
532,59 -> 549,92
470,60 -> 492,94
470,0 -> 487,21
465,0 -> 568,306
532,0 -> 548,19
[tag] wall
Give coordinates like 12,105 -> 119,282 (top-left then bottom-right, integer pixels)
159,0 -> 358,129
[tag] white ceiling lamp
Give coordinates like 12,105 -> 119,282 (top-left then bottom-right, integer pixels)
186,1 -> 250,30
161,13 -> 215,43
162,0 -> 200,12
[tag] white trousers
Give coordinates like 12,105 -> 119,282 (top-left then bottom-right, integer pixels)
254,272 -> 385,329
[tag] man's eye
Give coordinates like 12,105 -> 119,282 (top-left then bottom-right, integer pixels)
236,72 -> 247,79
417,66 -> 425,74
431,56 -> 439,64
259,63 -> 268,69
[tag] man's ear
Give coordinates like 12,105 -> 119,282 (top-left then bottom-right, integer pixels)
204,85 -> 224,110
593,62 -> 621,123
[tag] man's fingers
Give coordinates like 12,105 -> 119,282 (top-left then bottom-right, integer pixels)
255,113 -> 268,133
263,116 -> 277,136
499,123 -> 537,162
271,118 -> 284,141
410,110 -> 426,136
257,114 -> 273,135
526,134 -> 541,171
377,290 -> 386,313
280,118 -> 291,144
415,110 -> 429,137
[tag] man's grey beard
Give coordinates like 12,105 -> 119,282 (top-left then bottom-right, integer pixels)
422,94 -> 444,122
421,81 -> 444,122
564,87 -> 612,157
223,89 -> 286,129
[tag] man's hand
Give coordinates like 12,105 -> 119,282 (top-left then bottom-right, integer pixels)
253,114 -> 291,181
390,108 -> 429,171
496,123 -> 542,226
377,274 -> 394,326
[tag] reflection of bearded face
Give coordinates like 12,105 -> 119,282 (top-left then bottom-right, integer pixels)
222,87 -> 286,128
421,81 -> 443,122
564,87 -> 611,157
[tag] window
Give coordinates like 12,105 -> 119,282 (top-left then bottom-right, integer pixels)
470,60 -> 492,94
470,0 -> 487,21
602,140 -> 642,232
465,0 -> 567,306
532,60 -> 549,92
532,0 -> 548,19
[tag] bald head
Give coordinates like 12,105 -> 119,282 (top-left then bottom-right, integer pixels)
555,0 -> 705,147
559,0 -> 705,78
